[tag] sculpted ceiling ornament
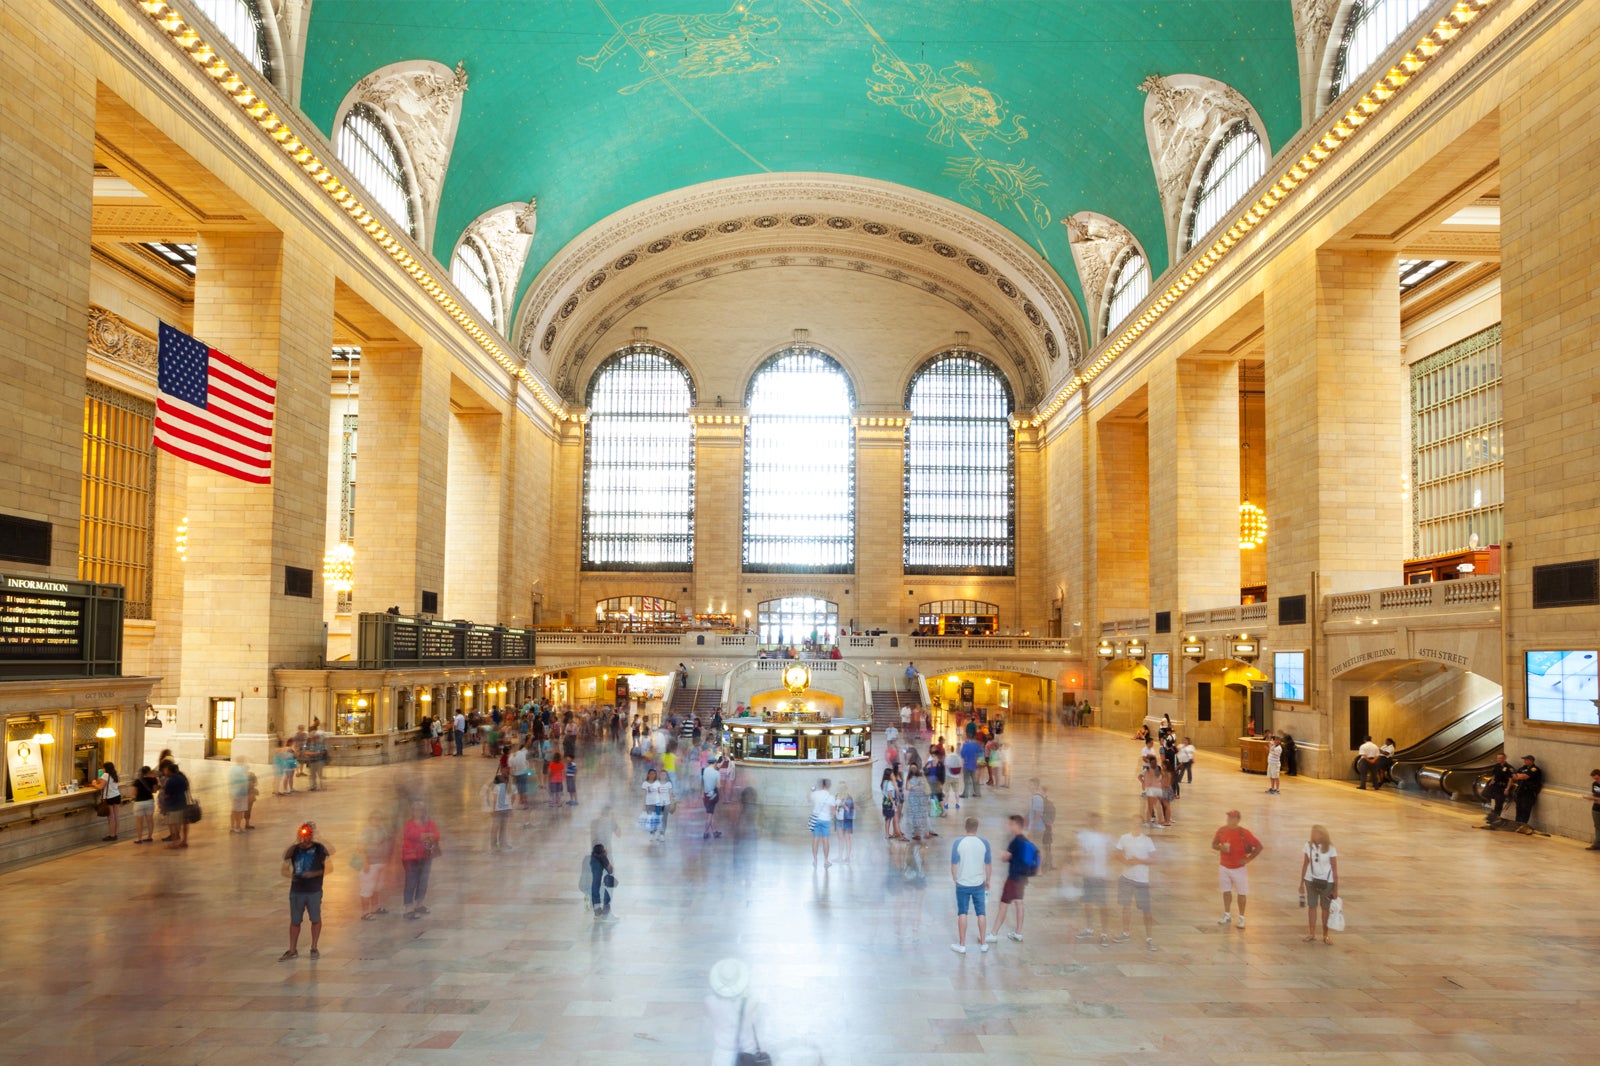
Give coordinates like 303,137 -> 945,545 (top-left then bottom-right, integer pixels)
341,60 -> 469,247
1063,212 -> 1141,349
87,306 -> 158,378
1140,73 -> 1259,258
462,199 -> 536,329
512,176 -> 1085,409
1291,0 -> 1341,120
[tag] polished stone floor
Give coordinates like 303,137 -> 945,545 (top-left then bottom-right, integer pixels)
4,717 -> 1597,1065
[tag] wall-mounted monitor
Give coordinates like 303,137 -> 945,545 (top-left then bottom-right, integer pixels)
1150,652 -> 1171,692
1525,650 -> 1599,724
771,736 -> 799,757
1272,650 -> 1306,702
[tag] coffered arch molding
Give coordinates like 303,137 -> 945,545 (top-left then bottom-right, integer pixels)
513,175 -> 1085,409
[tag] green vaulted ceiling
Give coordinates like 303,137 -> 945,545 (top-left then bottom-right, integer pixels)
301,0 -> 1301,318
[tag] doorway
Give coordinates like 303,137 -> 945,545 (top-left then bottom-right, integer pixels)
208,697 -> 235,759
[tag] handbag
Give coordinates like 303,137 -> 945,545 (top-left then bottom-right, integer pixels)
422,837 -> 442,858
1327,897 -> 1346,931
735,997 -> 772,1066
95,799 -> 110,818
602,872 -> 617,889
184,798 -> 203,824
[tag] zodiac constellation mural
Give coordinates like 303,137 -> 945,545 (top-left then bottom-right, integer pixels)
579,2 -> 785,95
867,48 -> 1028,151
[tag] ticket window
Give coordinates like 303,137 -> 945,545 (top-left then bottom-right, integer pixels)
72,714 -> 118,788
335,692 -> 376,735
4,716 -> 58,803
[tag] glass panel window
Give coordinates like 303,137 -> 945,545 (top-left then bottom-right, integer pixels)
451,239 -> 498,328
582,345 -> 695,570
1331,0 -> 1435,102
904,352 -> 1014,575
595,596 -> 679,628
337,104 -> 416,240
1412,324 -> 1503,556
758,596 -> 839,647
79,383 -> 156,619
4,716 -> 59,803
1103,251 -> 1150,336
187,0 -> 272,80
744,348 -> 855,572
138,241 -> 198,278
1184,121 -> 1266,254
1399,258 -> 1453,292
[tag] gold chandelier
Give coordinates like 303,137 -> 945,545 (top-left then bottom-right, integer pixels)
323,542 -> 355,593
1239,500 -> 1267,550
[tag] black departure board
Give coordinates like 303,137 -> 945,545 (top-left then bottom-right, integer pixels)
0,574 -> 123,678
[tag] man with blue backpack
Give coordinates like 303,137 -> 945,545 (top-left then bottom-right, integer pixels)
986,814 -> 1039,944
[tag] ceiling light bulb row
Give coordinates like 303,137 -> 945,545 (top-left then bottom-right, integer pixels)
136,1 -> 573,423
1019,0 -> 1496,430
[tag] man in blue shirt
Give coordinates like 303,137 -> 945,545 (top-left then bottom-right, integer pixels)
960,736 -> 984,798
949,816 -> 991,955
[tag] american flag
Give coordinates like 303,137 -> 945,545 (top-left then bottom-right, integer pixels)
154,323 -> 277,484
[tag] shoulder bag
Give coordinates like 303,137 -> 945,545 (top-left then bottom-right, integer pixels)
735,997 -> 772,1066
184,791 -> 203,824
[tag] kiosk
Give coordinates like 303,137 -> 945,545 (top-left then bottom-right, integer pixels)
724,663 -> 873,810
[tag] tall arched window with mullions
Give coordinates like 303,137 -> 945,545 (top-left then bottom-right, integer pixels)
189,0 -> 273,82
1182,120 -> 1266,254
903,351 -> 1015,574
336,103 -> 417,240
582,345 -> 695,570
744,348 -> 855,572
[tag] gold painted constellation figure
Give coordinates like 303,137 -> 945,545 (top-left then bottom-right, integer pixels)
944,156 -> 1051,230
867,45 -> 1029,151
580,2 -> 784,95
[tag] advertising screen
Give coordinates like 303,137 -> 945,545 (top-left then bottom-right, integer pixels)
1150,652 -> 1171,691
1525,650 -> 1599,724
1272,651 -> 1306,702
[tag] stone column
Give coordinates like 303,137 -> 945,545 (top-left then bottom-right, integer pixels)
1147,357 -> 1241,724
0,4 -> 95,575
853,416 -> 907,631
178,232 -> 334,761
545,418 -> 585,624
691,412 -> 746,624
1013,424 -> 1046,633
1497,7 -> 1600,838
1094,415 -> 1150,618
444,407 -> 504,622
353,340 -> 447,617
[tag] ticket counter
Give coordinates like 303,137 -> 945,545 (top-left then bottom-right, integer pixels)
726,716 -> 873,810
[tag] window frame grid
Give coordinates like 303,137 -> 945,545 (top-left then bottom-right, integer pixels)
451,237 -> 499,329
337,103 -> 417,240
902,351 -> 1015,576
78,382 -> 157,620
1411,323 -> 1503,557
581,344 -> 696,572
757,596 -> 840,648
1103,250 -> 1151,337
1330,0 -> 1436,103
188,0 -> 272,81
743,347 -> 856,574
1183,121 -> 1267,254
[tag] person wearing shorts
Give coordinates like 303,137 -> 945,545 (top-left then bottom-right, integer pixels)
1114,818 -> 1158,950
949,817 -> 992,954
281,821 -> 331,960
988,814 -> 1033,943
810,780 -> 836,867
547,755 -> 565,807
701,762 -> 722,839
1212,809 -> 1263,929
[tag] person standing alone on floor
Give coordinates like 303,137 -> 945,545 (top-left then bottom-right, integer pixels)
1212,809 -> 1262,929
281,821 -> 331,960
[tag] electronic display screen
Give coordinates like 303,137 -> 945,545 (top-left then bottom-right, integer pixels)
1150,652 -> 1171,691
772,736 -> 799,757
1525,650 -> 1599,724
1273,651 -> 1306,702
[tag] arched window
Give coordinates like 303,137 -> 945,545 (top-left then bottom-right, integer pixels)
336,103 -> 417,240
189,0 -> 272,81
757,596 -> 839,647
903,352 -> 1014,575
582,345 -> 695,570
744,348 -> 854,572
1330,0 -> 1435,102
451,238 -> 498,328
1183,121 -> 1267,253
1103,250 -> 1150,336
595,596 -> 679,628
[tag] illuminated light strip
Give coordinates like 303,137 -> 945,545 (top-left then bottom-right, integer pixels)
1015,0 -> 1496,430
135,1 -> 572,421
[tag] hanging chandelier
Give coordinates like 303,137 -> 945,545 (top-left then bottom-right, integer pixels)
1239,500 -> 1268,550
323,542 -> 355,593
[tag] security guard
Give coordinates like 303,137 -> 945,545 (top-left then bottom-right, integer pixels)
1483,753 -> 1515,823
1510,754 -> 1544,833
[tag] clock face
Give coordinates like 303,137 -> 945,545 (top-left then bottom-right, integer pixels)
784,665 -> 808,689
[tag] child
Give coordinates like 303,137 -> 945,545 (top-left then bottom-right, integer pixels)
548,753 -> 566,807
1266,737 -> 1282,795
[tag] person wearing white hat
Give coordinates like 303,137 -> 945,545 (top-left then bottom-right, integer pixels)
705,957 -> 762,1065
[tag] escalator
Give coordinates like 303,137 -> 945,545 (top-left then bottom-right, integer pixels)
1351,697 -> 1502,790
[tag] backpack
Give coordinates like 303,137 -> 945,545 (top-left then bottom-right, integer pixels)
1015,837 -> 1041,877
1042,797 -> 1057,827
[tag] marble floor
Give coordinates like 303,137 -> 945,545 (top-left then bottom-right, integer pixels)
3,719 -> 1597,1065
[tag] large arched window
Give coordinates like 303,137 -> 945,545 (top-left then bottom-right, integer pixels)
744,348 -> 854,572
336,103 -> 417,240
757,596 -> 839,647
1183,121 -> 1267,253
451,238 -> 498,328
189,0 -> 272,81
903,352 -> 1014,575
582,345 -> 695,570
1103,250 -> 1151,337
1330,0 -> 1435,102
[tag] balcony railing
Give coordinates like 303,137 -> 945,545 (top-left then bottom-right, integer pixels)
531,630 -> 1074,657
1179,603 -> 1268,632
1326,576 -> 1501,619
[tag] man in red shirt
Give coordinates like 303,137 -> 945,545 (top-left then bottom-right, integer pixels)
1211,809 -> 1263,929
